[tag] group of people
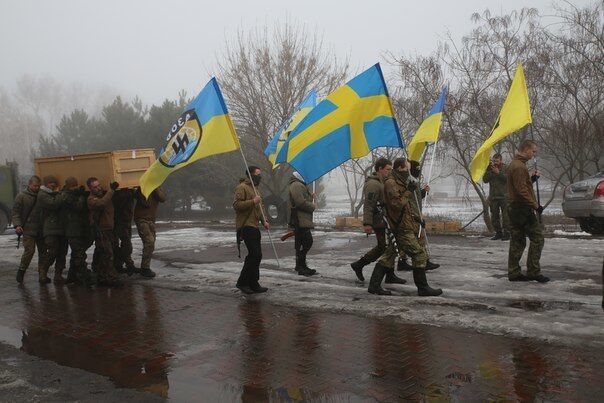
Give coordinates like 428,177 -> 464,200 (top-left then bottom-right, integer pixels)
233,139 -> 549,295
12,175 -> 165,287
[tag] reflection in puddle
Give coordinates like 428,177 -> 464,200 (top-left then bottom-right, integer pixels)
508,300 -> 583,311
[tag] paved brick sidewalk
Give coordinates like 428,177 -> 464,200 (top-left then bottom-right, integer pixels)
0,273 -> 603,402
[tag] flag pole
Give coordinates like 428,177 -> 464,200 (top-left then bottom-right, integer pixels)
529,124 -> 542,222
426,140 -> 438,189
237,146 -> 280,269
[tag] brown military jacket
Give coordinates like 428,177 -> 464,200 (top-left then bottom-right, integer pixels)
233,178 -> 263,229
11,188 -> 41,236
383,171 -> 417,231
362,173 -> 385,229
134,187 -> 166,222
288,176 -> 315,229
87,189 -> 115,231
507,154 -> 537,209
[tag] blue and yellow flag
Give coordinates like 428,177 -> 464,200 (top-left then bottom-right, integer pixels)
264,90 -> 317,168
139,78 -> 240,198
275,64 -> 402,182
407,85 -> 447,162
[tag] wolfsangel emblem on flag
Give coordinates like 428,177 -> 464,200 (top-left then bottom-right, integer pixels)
159,110 -> 203,167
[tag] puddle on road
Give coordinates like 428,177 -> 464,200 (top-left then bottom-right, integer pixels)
0,283 -> 602,402
508,300 -> 584,311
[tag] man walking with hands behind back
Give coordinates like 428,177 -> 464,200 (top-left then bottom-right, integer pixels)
507,140 -> 549,283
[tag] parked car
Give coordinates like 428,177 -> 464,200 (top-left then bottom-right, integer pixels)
562,172 -> 604,235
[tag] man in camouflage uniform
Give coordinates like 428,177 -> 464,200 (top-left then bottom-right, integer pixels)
233,166 -> 269,294
507,140 -> 549,283
37,175 -> 68,284
350,157 -> 404,285
12,176 -> 44,284
134,186 -> 166,278
288,171 -> 317,276
369,158 -> 442,296
113,188 -> 138,274
62,177 -> 95,286
483,153 -> 510,240
87,177 -> 122,287
397,160 -> 440,271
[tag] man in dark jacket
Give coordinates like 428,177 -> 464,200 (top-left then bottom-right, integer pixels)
350,157 -> 406,283
233,166 -> 269,294
37,175 -> 68,284
483,153 -> 510,240
288,172 -> 317,276
87,177 -> 122,287
113,188 -> 137,274
507,140 -> 548,283
12,176 -> 44,283
134,186 -> 166,278
62,177 -> 95,286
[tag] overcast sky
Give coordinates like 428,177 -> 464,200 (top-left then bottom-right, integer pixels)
0,0 -> 594,105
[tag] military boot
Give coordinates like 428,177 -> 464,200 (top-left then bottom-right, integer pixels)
350,257 -> 369,282
397,258 -> 413,271
425,260 -> 440,270
53,268 -> 65,284
384,267 -> 406,284
367,263 -> 392,295
295,257 -> 315,276
501,232 -> 510,241
412,268 -> 442,296
490,232 -> 503,240
301,256 -> 317,276
16,269 -> 25,284
64,266 -> 77,285
38,265 -> 51,284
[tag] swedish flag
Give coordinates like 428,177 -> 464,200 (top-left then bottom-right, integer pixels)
139,78 -> 240,198
275,64 -> 403,182
264,90 -> 317,168
407,86 -> 447,162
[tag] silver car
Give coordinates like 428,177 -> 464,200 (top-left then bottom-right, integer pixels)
562,172 -> 604,235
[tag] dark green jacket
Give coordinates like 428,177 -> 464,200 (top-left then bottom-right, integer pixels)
37,186 -> 65,237
62,188 -> 90,238
11,189 -> 41,236
483,163 -> 508,200
362,173 -> 385,228
288,177 -> 315,229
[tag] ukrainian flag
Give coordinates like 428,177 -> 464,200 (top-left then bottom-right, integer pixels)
264,90 -> 317,168
407,85 -> 447,162
139,78 -> 240,198
275,64 -> 402,183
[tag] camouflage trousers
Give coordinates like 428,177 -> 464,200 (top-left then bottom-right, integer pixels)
490,198 -> 510,234
114,224 -> 135,269
19,235 -> 46,272
507,205 -> 544,277
67,237 -> 95,285
378,228 -> 427,269
135,219 -> 156,270
41,235 -> 68,276
400,223 -> 428,260
93,230 -> 120,282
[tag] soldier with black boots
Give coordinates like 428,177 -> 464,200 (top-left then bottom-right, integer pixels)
350,157 -> 404,283
113,188 -> 138,275
134,186 -> 166,278
233,166 -> 269,294
483,153 -> 510,240
288,171 -> 318,276
13,176 -> 44,284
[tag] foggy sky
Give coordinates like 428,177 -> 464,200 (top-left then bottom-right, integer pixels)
0,0 -> 594,105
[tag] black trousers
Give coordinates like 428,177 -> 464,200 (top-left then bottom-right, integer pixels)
238,226 -> 262,287
294,228 -> 313,262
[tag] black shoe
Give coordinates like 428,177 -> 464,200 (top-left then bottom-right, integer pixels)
350,260 -> 366,282
527,274 -> 550,283
397,259 -> 413,271
490,232 -> 503,240
384,268 -> 406,284
236,284 -> 255,294
140,268 -> 156,278
501,232 -> 510,241
508,273 -> 529,282
425,260 -> 440,271
412,268 -> 442,296
296,266 -> 316,276
126,265 -> 140,276
368,263 -> 393,296
251,283 -> 268,293
16,270 -> 25,284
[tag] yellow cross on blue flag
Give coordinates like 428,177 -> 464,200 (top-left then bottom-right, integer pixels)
139,78 -> 240,198
470,64 -> 532,183
407,85 -> 447,162
264,90 -> 317,168
275,64 -> 402,182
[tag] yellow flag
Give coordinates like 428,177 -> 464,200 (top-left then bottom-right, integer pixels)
470,64 -> 532,183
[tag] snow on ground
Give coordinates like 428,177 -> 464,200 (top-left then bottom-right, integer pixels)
2,226 -> 602,350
